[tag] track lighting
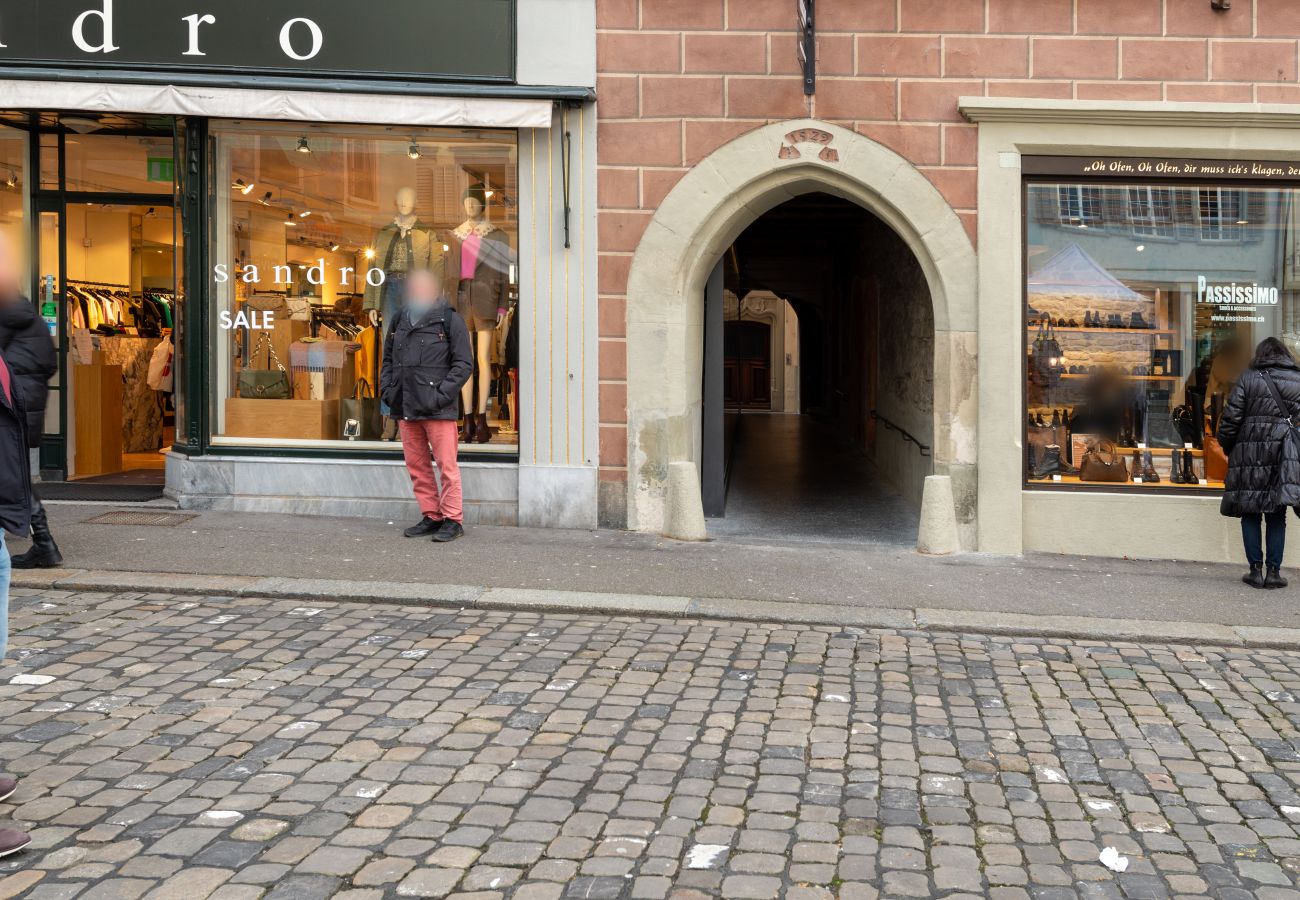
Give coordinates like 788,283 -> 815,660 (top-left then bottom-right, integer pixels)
285,213 -> 297,227
233,178 -> 255,194
296,136 -> 311,154
260,191 -> 273,206
408,142 -> 421,160
298,210 -> 312,218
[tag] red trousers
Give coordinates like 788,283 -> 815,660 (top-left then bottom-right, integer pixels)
398,419 -> 463,522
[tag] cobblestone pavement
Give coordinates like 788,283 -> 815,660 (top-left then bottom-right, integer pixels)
1,591 -> 1300,899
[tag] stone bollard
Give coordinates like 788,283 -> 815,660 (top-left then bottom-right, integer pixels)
917,474 -> 961,555
663,461 -> 709,541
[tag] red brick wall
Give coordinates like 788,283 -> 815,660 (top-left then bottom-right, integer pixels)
595,0 -> 1300,506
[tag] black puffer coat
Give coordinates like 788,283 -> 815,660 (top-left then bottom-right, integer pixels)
379,302 -> 473,421
0,352 -> 32,535
0,298 -> 56,449
1218,343 -> 1300,517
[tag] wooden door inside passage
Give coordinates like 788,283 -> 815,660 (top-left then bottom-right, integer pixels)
724,320 -> 773,409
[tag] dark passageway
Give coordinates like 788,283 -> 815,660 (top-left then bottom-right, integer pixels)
707,192 -> 936,544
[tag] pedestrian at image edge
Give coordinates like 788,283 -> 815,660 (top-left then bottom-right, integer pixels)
380,269 -> 474,543
0,286 -> 61,569
1218,336 -> 1300,589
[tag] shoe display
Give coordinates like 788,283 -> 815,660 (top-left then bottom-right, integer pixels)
431,520 -> 465,543
1131,450 -> 1142,481
472,412 -> 496,444
1129,311 -> 1150,329
1266,568 -> 1289,589
1170,450 -> 1184,484
1141,451 -> 1160,484
1182,451 -> 1198,484
1244,564 -> 1267,589
403,516 -> 443,538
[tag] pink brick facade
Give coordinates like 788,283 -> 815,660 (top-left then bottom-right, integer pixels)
595,0 -> 1300,504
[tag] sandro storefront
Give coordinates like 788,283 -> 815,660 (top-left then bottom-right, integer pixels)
0,0 -> 599,529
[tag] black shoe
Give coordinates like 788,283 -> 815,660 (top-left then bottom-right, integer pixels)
403,516 -> 442,538
431,520 -> 465,543
1244,564 -> 1267,589
10,536 -> 63,569
1266,567 -> 1289,590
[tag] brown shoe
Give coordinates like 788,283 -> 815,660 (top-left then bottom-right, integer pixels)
0,776 -> 16,803
0,829 -> 31,857
474,412 -> 495,444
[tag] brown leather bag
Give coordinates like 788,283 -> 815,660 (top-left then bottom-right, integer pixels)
1079,440 -> 1129,483
1203,428 -> 1228,482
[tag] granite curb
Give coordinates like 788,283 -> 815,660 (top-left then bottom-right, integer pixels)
13,567 -> 1300,649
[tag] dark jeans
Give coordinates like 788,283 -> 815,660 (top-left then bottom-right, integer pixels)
1242,509 -> 1287,570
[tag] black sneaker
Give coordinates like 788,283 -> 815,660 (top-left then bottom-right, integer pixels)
431,520 -> 465,543
403,516 -> 442,538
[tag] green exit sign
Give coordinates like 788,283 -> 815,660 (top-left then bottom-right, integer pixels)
147,157 -> 174,183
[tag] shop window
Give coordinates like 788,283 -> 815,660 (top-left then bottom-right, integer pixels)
1025,177 -> 1300,492
65,134 -> 176,195
209,123 -> 519,451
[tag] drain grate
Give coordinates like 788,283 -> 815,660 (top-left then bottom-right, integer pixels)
83,511 -> 199,528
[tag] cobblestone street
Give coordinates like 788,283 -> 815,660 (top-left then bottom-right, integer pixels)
0,588 -> 1299,899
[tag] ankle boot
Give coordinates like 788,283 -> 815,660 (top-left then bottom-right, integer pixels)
1266,567 -> 1289,589
1142,451 -> 1160,484
1131,450 -> 1143,481
460,414 -> 474,444
381,416 -> 398,442
1182,451 -> 1197,484
10,524 -> 63,570
473,412 -> 495,444
1243,563 -> 1266,589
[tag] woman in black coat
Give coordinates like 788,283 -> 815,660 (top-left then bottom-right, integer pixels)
0,294 -> 60,569
1217,337 -> 1300,589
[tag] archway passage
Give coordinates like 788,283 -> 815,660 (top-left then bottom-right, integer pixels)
705,193 -> 932,544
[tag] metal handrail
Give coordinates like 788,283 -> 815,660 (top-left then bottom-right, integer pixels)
870,410 -> 932,457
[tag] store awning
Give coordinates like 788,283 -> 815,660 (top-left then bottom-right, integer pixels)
0,79 -> 554,129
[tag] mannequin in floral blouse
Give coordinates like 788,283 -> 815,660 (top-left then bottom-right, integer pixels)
445,183 -> 511,444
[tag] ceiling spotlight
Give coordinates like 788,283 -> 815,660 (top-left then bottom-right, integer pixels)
298,210 -> 312,218
296,136 -> 311,154
364,247 -> 376,260
485,189 -> 495,199
1135,245 -> 1146,252
4,171 -> 15,189
1236,218 -> 1250,225
145,207 -> 157,218
330,243 -> 340,253
285,213 -> 297,227
260,191 -> 273,206
233,178 -> 256,194
408,142 -> 421,160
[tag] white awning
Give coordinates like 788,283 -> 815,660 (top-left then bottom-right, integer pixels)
0,79 -> 554,129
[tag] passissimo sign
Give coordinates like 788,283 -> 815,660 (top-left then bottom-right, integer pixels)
0,0 -> 515,82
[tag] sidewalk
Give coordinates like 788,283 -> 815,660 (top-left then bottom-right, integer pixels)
11,501 -> 1300,647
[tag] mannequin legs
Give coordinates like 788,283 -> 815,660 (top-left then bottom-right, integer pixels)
460,329 -> 495,443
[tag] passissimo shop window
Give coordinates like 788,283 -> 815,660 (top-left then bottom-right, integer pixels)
1024,157 -> 1300,491
209,122 -> 520,451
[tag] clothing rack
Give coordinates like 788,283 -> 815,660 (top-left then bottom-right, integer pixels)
68,278 -> 132,289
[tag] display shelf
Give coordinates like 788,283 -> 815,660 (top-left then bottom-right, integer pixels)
1028,326 -> 1175,335
1027,473 -> 1222,489
1059,373 -> 1179,381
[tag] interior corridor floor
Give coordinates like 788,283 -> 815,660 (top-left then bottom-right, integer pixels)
707,412 -> 922,545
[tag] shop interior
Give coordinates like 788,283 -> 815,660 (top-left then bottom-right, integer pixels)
707,192 -> 932,544
212,124 -> 520,451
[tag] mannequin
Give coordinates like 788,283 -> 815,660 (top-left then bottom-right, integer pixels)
362,187 -> 435,437
446,183 -> 512,444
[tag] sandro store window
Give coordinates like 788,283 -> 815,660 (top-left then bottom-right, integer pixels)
1024,157 -> 1300,492
210,123 -> 520,451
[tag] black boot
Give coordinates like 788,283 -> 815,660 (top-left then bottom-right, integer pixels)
1243,564 -> 1266,589
1266,567 -> 1289,590
1170,450 -> 1184,484
10,522 -> 63,570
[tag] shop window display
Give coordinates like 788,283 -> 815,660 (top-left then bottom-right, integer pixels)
1025,175 -> 1300,491
210,123 -> 519,450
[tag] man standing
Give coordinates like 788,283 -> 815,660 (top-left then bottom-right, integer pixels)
0,323 -> 35,856
380,269 -> 474,543
0,261 -> 59,569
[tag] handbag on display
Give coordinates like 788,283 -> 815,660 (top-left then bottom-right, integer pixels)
237,332 -> 292,400
340,378 -> 381,441
1078,440 -> 1130,483
286,297 -> 313,321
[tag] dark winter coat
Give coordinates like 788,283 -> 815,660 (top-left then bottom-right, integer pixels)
0,351 -> 33,536
379,301 -> 473,421
0,298 -> 56,449
1217,344 -> 1300,517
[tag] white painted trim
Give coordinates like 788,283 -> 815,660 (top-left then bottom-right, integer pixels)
960,96 -> 1300,129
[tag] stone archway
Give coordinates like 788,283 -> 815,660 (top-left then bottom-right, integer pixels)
625,119 -> 978,547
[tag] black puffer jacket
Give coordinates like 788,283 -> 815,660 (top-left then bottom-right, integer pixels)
379,302 -> 473,421
0,298 -> 56,449
0,352 -> 32,535
1218,343 -> 1300,517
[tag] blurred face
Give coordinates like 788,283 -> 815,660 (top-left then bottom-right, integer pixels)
0,233 -> 19,305
463,196 -> 484,219
406,270 -> 441,310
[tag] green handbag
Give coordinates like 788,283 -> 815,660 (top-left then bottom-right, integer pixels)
238,332 -> 292,400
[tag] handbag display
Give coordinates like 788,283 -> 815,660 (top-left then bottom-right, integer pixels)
1078,440 -> 1130,483
340,378 -> 381,441
237,332 -> 292,400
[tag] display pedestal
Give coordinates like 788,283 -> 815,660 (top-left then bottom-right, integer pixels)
74,363 -> 124,476
224,398 -> 339,441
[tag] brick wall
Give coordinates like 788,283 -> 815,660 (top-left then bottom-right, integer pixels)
595,0 -> 1300,509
